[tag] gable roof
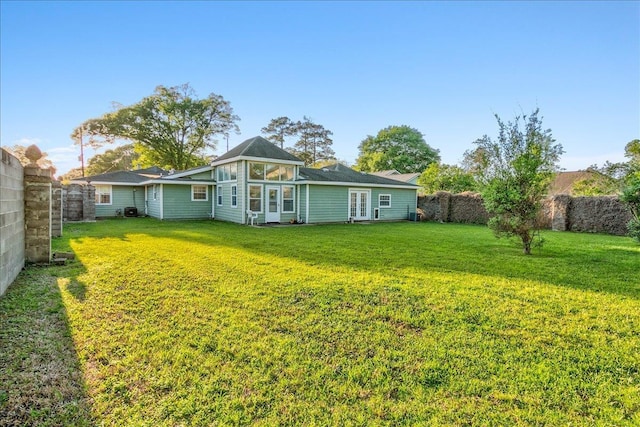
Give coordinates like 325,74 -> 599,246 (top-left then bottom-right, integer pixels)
298,163 -> 418,187
213,136 -> 303,165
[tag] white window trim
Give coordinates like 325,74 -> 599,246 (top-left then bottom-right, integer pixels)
379,193 -> 392,208
248,184 -> 263,213
217,185 -> 223,206
248,162 -> 295,182
191,185 -> 208,202
153,184 -> 158,201
95,185 -> 112,205
282,185 -> 295,213
231,184 -> 237,208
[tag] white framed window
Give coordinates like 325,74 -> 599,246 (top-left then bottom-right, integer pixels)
248,162 -> 294,181
191,185 -> 208,201
231,185 -> 237,207
152,185 -> 158,201
216,163 -> 238,182
95,185 -> 112,205
379,194 -> 391,208
217,185 -> 223,206
282,185 -> 294,212
249,184 -> 262,212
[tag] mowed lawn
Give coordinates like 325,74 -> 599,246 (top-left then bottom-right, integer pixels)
1,219 -> 639,426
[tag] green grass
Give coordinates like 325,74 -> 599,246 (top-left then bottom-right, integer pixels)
1,218 -> 639,426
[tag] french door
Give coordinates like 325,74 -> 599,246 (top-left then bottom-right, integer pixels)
349,189 -> 370,221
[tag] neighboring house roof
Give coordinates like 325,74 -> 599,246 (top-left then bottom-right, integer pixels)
371,171 -> 420,184
213,136 -> 304,165
76,170 -> 159,184
371,170 -> 400,177
548,171 -> 598,195
298,163 -> 418,188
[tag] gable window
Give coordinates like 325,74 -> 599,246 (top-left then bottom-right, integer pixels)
248,162 -> 294,181
249,185 -> 262,212
282,185 -> 294,212
379,194 -> 391,208
217,185 -> 223,206
95,185 -> 112,205
216,163 -> 237,182
192,185 -> 208,201
249,163 -> 265,180
231,185 -> 237,207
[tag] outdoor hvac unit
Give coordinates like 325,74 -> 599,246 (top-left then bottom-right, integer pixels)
124,207 -> 138,217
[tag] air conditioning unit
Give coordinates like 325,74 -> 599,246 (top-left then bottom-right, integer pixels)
124,207 -> 138,217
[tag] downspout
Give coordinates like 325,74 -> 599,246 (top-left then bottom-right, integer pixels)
211,168 -> 215,219
305,183 -> 310,224
159,184 -> 164,220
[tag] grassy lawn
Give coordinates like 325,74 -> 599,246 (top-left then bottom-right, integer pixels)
1,219 -> 639,426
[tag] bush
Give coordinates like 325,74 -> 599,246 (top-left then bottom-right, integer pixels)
620,176 -> 640,243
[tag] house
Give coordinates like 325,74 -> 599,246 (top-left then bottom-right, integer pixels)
371,170 -> 421,185
74,136 -> 419,224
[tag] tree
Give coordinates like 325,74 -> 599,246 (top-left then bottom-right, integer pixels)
6,144 -> 54,169
418,163 -> 476,194
474,109 -> 563,255
71,84 -> 240,170
289,116 -> 335,166
261,116 -> 297,149
572,139 -> 640,196
620,176 -> 640,243
355,125 -> 440,173
85,144 -> 141,176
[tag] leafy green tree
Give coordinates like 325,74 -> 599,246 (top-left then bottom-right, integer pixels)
289,116 -> 335,166
85,144 -> 141,176
71,84 -> 239,170
620,176 -> 640,243
572,140 -> 640,195
261,116 -> 297,149
474,108 -> 563,255
355,125 -> 440,173
418,163 -> 476,194
6,144 -> 54,169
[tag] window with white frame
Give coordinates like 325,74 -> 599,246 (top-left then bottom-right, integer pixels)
249,185 -> 262,212
231,185 -> 237,207
191,185 -> 207,201
216,163 -> 238,182
152,185 -> 158,201
379,194 -> 391,208
217,185 -> 223,206
248,162 -> 294,181
94,185 -> 112,205
282,185 -> 294,212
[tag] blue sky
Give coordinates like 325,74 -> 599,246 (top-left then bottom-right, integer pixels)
1,1 -> 638,175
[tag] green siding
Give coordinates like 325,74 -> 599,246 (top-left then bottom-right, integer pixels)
371,188 -> 417,221
307,185 -> 350,223
95,185 -> 145,217
146,185 -> 161,218
162,184 -> 213,219
214,182 -> 243,223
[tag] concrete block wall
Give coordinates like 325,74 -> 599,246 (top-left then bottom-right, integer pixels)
23,165 -> 52,264
0,149 -> 25,296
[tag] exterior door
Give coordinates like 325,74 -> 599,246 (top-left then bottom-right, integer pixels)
349,190 -> 370,220
265,186 -> 280,223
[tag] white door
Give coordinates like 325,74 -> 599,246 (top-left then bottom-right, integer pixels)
265,186 -> 281,223
349,190 -> 370,220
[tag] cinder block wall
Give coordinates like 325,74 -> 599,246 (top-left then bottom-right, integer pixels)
0,149 -> 25,296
